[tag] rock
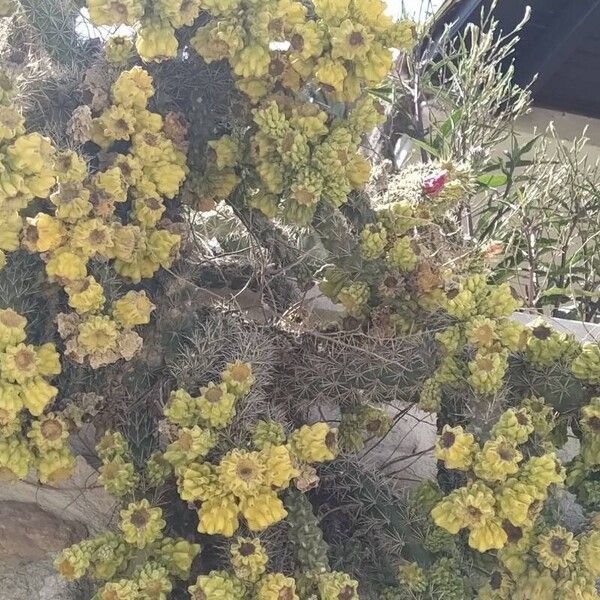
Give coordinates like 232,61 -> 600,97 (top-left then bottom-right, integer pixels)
0,559 -> 84,600
0,501 -> 86,564
0,501 -> 92,600
0,455 -> 116,533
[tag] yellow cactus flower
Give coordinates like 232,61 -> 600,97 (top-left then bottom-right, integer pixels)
178,462 -> 219,502
77,315 -> 119,354
473,437 -> 523,483
164,388 -> 199,427
112,290 -> 155,328
208,135 -> 240,169
469,516 -> 507,552
519,453 -> 565,494
105,35 -> 135,65
315,56 -> 347,92
492,408 -> 535,445
198,494 -> 240,537
513,567 -> 556,599
0,436 -> 32,480
22,213 -> 66,253
467,349 -> 508,394
37,446 -> 76,484
220,361 -> 255,397
230,537 -> 268,582
87,0 -> 144,25
196,382 -> 237,428
96,430 -> 130,461
495,478 -> 539,527
239,489 -> 287,531
163,426 -> 216,470
188,570 -> 246,600
318,571 -> 359,599
0,210 -> 22,251
120,499 -> 166,548
331,19 -> 373,60
231,45 -> 271,79
136,19 -> 179,63
0,381 -> 23,423
577,530 -> 600,577
354,43 -> 393,84
434,424 -> 478,471
0,308 -> 26,350
33,343 -> 60,378
27,413 -> 69,451
0,106 -> 25,141
50,182 -> 92,223
98,457 -> 138,496
20,377 -> 58,416
289,21 -> 324,60
99,104 -> 137,141
45,248 -> 87,283
7,132 -> 55,174
432,482 -> 496,534
219,449 -> 266,498
70,218 -> 114,257
65,277 -> 106,314
313,0 -> 349,23
1,343 -> 40,383
132,196 -> 165,228
92,166 -> 128,201
288,422 -> 338,463
112,67 -> 155,109
260,444 -> 296,489
256,573 -> 298,600
54,151 -> 87,184
533,526 -> 578,571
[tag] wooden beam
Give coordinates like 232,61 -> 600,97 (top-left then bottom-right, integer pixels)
515,0 -> 600,93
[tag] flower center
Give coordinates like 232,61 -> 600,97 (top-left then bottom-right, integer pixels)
269,59 -> 285,77
130,508 -> 150,528
278,589 -> 294,600
14,348 -> 36,370
339,586 -> 355,600
239,542 -> 256,556
497,444 -> 515,461
550,536 -> 567,556
146,197 -> 162,210
502,520 -> 523,543
588,415 -> 600,433
89,228 -> 107,245
236,459 -> 258,481
349,31 -> 364,46
0,309 -> 22,328
204,387 -> 223,404
41,419 -> 63,441
440,431 -> 456,448
290,34 -> 304,52
325,431 -> 337,451
230,364 -> 251,383
532,325 -> 551,340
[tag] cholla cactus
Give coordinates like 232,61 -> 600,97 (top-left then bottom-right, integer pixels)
2,1 -> 600,598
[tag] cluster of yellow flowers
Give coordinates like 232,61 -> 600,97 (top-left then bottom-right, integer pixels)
160,361 -> 338,537
54,290 -> 155,370
432,402 -> 564,553
0,308 -> 74,484
55,497 -> 200,599
418,274 -> 524,411
23,66 -> 183,368
0,74 -> 55,270
184,0 -> 412,222
187,564 -> 359,600
0,66 -> 184,370
190,0 -> 413,103
475,524 -> 600,600
63,360 -> 351,598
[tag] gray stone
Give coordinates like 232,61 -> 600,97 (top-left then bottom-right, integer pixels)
0,501 -> 91,600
